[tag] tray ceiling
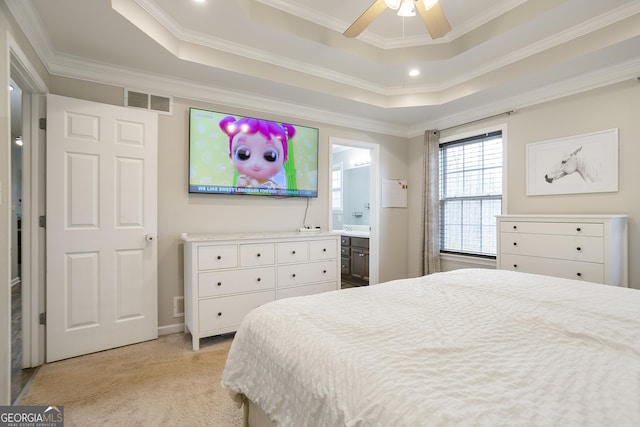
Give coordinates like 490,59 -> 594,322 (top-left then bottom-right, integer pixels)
7,0 -> 640,135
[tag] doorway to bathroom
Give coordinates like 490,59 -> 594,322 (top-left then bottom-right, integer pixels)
329,138 -> 379,288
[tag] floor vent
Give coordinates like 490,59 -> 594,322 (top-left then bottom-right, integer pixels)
125,89 -> 173,115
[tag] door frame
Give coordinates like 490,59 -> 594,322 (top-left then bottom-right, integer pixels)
328,137 -> 380,285
9,34 -> 48,370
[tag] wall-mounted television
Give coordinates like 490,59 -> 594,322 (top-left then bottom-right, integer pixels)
189,108 -> 319,197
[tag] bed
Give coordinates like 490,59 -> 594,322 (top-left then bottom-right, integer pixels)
221,269 -> 640,426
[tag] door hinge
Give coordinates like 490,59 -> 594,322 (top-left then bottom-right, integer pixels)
39,312 -> 46,325
39,215 -> 46,228
39,118 -> 46,130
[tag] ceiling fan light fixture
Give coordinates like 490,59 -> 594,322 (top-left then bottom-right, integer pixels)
384,0 -> 402,10
397,0 -> 416,17
423,0 -> 439,10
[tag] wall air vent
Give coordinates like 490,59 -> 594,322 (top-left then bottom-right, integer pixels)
124,89 -> 173,115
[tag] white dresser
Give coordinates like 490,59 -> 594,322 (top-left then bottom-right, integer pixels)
182,232 -> 340,350
496,215 -> 628,287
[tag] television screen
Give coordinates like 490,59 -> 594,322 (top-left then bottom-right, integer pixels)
189,108 -> 319,197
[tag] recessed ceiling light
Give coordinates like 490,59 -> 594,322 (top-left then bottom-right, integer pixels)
193,0 -> 206,3
408,69 -> 420,77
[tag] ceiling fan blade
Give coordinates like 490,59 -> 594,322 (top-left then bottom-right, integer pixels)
416,2 -> 451,40
343,0 -> 388,38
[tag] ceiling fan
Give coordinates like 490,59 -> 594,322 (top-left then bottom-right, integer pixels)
344,0 -> 451,40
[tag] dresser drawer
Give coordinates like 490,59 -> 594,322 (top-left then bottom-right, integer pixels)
198,244 -> 238,270
240,243 -> 275,267
277,281 -> 338,300
500,221 -> 604,237
277,241 -> 308,263
309,239 -> 337,260
278,260 -> 337,288
199,267 -> 275,297
500,233 -> 603,263
500,254 -> 604,283
198,291 -> 274,333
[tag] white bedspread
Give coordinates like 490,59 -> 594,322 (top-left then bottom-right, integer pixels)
221,269 -> 640,426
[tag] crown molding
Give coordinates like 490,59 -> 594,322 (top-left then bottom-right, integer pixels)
121,0 -> 394,96
409,57 -> 640,137
46,52 -> 409,137
4,0 -> 56,71
256,0 -> 528,48
393,2 -> 640,95
7,0 -> 640,139
124,0 -> 640,99
49,47 -> 639,142
6,0 -> 407,135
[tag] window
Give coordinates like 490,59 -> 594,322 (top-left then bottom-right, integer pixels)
439,131 -> 502,257
332,168 -> 342,211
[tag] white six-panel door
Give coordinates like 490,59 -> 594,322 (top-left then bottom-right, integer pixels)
46,94 -> 158,362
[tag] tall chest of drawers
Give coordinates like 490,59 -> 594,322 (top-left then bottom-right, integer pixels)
496,215 -> 628,287
182,232 -> 340,350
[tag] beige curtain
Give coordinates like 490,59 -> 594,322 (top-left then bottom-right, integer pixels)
419,130 -> 441,275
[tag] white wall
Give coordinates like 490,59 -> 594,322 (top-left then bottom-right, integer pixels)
408,79 -> 640,289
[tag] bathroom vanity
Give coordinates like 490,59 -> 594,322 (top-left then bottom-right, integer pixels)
339,225 -> 370,286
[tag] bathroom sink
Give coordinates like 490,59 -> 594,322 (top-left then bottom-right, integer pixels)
338,225 -> 370,238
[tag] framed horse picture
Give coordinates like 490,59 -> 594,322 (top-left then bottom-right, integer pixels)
526,128 -> 618,196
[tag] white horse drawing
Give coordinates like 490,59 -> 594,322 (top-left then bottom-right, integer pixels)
544,146 -> 601,184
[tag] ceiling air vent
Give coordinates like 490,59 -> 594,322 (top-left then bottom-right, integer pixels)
125,89 -> 173,115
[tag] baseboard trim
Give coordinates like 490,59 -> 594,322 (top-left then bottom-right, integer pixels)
158,323 -> 184,336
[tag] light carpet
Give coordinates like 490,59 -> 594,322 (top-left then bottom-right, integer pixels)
18,333 -> 243,426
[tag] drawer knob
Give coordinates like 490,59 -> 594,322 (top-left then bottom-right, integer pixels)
292,250 -> 296,255
576,247 -> 581,252
323,248 -> 327,252
576,227 -> 582,232
323,270 -> 327,274
576,273 -> 582,277
292,273 -> 296,278
217,255 -> 222,260
513,242 -> 517,246
217,312 -> 222,316
257,277 -> 261,282
513,225 -> 517,230
217,282 -> 222,287
513,264 -> 518,268
257,253 -> 261,257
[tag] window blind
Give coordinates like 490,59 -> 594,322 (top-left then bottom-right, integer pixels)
439,131 -> 503,257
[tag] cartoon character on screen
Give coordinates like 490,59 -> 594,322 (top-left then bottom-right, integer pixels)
220,116 -> 296,190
